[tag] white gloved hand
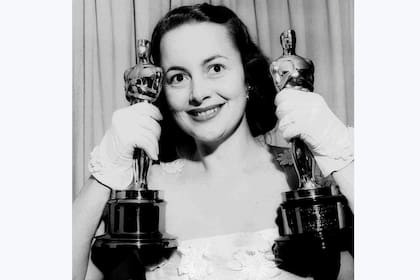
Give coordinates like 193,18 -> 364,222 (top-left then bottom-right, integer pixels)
275,88 -> 353,176
88,102 -> 162,190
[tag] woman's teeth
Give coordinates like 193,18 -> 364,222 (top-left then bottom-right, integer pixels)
194,107 -> 218,117
189,105 -> 222,121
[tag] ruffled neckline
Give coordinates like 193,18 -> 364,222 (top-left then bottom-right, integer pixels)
172,228 -> 309,280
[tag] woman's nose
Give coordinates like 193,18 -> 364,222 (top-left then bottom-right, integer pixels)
189,78 -> 211,105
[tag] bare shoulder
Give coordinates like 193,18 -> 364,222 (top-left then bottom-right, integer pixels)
148,159 -> 185,190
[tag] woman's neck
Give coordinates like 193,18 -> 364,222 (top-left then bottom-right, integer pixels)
192,117 -> 268,175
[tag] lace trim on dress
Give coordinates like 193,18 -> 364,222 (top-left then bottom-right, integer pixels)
173,229 -> 306,280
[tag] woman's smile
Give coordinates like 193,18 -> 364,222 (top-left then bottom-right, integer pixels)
187,103 -> 225,121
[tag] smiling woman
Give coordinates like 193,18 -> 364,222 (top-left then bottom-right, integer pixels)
151,6 -> 279,161
73,3 -> 354,280
160,22 -> 249,146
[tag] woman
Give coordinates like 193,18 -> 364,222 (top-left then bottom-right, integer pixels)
73,3 -> 354,280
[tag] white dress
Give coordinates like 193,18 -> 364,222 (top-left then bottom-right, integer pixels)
146,151 -> 311,280
146,228 -> 311,280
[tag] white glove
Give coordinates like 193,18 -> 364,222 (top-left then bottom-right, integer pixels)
88,102 -> 162,190
274,88 -> 353,176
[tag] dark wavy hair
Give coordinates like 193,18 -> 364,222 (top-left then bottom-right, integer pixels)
150,3 -> 277,162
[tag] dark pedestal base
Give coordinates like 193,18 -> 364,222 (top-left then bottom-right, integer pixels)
91,240 -> 177,280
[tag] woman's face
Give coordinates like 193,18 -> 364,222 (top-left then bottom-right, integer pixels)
160,22 -> 248,144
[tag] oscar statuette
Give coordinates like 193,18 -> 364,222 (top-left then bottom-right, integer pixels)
90,39 -> 177,280
270,30 -> 353,280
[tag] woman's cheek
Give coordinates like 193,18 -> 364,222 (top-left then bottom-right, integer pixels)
218,71 -> 246,99
164,88 -> 190,112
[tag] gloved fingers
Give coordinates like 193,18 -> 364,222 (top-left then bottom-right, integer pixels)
130,102 -> 163,121
274,89 -> 309,118
279,124 -> 319,151
112,103 -> 163,129
132,115 -> 162,140
278,106 -> 330,147
131,130 -> 159,160
277,107 -> 308,130
275,101 -> 301,120
277,113 -> 295,132
276,91 -> 332,126
279,123 -> 301,142
109,126 -> 159,161
111,111 -> 162,145
277,112 -> 302,142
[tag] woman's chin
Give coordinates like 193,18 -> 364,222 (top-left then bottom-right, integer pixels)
193,133 -> 225,146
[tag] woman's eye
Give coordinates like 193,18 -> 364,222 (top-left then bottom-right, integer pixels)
168,73 -> 188,85
173,74 -> 184,82
208,64 -> 225,75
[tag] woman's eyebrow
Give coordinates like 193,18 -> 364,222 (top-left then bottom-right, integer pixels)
165,55 -> 227,74
165,65 -> 188,74
202,55 -> 227,66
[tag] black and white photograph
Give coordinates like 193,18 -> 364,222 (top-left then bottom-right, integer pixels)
4,0 -> 420,279
72,1 -> 354,279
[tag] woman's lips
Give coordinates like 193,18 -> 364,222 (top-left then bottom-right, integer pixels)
187,104 -> 224,121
